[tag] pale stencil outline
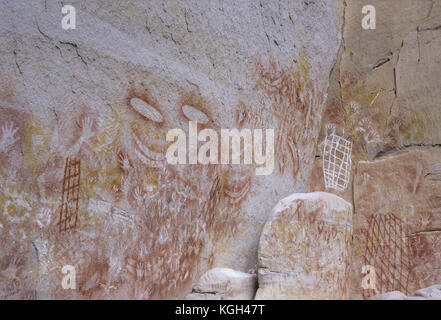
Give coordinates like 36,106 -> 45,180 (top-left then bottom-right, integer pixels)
322,134 -> 352,191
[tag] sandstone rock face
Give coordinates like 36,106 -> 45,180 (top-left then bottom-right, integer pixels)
2,0 -> 440,301
256,192 -> 353,299
319,0 -> 441,163
351,148 -> 441,299
313,0 -> 441,204
0,0 -> 343,299
369,291 -> 408,300
413,284 -> 441,299
370,284 -> 441,300
185,268 -> 257,300
310,0 -> 441,300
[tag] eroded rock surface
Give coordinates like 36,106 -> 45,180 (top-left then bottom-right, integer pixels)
0,0 -> 343,299
310,0 -> 441,300
319,0 -> 441,163
370,284 -> 441,300
351,148 -> 441,299
185,268 -> 257,300
256,192 -> 353,299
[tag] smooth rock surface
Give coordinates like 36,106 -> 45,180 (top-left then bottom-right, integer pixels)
256,192 -> 353,299
413,284 -> 441,299
369,291 -> 408,300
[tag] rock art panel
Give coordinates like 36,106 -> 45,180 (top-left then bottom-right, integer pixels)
352,148 -> 441,299
362,213 -> 413,299
256,192 -> 353,299
319,0 -> 441,164
237,54 -> 326,183
408,231 -> 441,292
0,0 -> 344,299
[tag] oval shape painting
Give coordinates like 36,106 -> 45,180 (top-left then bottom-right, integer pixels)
182,105 -> 209,124
130,97 -> 164,123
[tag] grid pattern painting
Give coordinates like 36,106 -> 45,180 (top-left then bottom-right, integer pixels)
58,157 -> 81,232
322,134 -> 352,191
362,213 -> 413,299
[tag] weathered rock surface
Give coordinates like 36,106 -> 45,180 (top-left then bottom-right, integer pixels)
319,0 -> 441,163
413,284 -> 441,299
185,268 -> 257,300
369,291 -> 409,300
255,192 -> 353,299
311,0 -> 441,300
0,0 -> 344,299
370,284 -> 441,300
2,0 -> 441,301
351,148 -> 441,299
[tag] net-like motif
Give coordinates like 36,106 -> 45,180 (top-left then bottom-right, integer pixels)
322,134 -> 352,191
362,213 -> 413,299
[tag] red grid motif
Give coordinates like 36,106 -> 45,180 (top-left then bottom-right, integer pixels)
362,213 -> 413,299
58,158 -> 81,232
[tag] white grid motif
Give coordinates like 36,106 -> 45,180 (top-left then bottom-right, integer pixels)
322,134 -> 352,191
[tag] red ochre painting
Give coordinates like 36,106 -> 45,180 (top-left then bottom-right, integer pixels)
352,149 -> 441,299
0,48 -> 328,299
2,0 -> 441,302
